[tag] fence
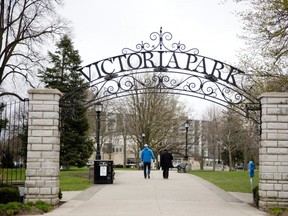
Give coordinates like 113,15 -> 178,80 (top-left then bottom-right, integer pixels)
0,99 -> 28,186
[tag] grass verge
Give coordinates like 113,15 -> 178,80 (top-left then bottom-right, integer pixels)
188,170 -> 259,193
60,167 -> 93,191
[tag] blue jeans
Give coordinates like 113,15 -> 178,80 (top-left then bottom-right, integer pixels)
143,162 -> 151,178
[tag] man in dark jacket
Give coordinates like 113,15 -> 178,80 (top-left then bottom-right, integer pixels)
160,149 -> 173,179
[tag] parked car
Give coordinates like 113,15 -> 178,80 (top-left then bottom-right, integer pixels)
234,164 -> 244,170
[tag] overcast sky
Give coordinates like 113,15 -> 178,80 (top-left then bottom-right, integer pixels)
59,0 -> 246,117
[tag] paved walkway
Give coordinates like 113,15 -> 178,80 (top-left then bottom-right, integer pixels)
39,170 -> 267,216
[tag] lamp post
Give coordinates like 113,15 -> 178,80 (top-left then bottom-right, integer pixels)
95,102 -> 103,160
142,133 -> 145,149
184,120 -> 190,160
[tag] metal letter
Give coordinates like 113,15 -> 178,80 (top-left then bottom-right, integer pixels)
101,58 -> 116,74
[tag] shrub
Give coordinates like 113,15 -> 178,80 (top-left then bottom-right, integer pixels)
25,201 -> 33,206
252,186 -> 259,207
3,202 -> 22,215
268,207 -> 283,216
0,204 -> 5,215
22,203 -> 32,211
0,200 -> 53,215
0,187 -> 20,204
34,200 -> 53,213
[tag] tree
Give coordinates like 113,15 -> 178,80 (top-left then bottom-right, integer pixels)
39,35 -> 93,168
241,119 -> 260,169
0,0 -> 67,99
0,103 -> 8,131
220,108 -> 246,170
236,0 -> 288,64
203,105 -> 222,171
191,120 -> 202,166
232,0 -> 288,92
122,74 -> 187,163
111,101 -> 132,167
0,103 -> 10,168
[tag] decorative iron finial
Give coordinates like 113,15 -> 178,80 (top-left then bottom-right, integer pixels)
122,27 -> 199,54
160,27 -> 163,50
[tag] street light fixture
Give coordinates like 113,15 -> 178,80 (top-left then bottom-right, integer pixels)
184,120 -> 190,160
142,133 -> 145,149
95,102 -> 103,160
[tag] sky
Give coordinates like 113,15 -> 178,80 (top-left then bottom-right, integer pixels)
59,0 -> 247,118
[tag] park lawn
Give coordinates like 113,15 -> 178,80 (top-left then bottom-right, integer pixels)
0,168 -> 26,181
188,170 -> 259,193
1,167 -> 92,191
59,167 -> 135,191
60,167 -> 93,191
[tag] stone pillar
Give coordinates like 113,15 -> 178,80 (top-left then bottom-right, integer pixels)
259,92 -> 288,210
25,89 -> 61,205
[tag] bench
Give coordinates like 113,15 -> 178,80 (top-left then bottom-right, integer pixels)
177,163 -> 187,173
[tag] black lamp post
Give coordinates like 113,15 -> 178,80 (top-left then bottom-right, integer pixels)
95,102 -> 103,160
142,133 -> 145,149
184,120 -> 190,160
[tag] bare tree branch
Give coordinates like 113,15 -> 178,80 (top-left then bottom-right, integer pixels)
0,0 -> 68,98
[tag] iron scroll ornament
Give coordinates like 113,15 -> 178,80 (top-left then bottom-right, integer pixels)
122,27 -> 200,54
77,28 -> 261,124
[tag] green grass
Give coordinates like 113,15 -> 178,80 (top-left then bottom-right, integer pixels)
188,170 -> 259,193
1,167 -> 93,191
0,168 -> 25,181
60,167 -> 93,191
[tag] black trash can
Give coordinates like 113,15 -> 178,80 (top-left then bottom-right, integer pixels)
94,160 -> 114,184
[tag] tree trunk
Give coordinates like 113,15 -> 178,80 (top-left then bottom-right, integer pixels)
212,155 -> 216,171
200,147 -> 205,170
123,135 -> 127,168
228,148 -> 233,171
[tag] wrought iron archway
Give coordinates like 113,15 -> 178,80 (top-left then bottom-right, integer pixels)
64,28 -> 261,123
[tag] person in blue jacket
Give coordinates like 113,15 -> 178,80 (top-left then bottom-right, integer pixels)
141,144 -> 155,179
248,160 -> 255,189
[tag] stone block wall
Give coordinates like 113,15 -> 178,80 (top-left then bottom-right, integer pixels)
25,89 -> 61,205
259,92 -> 288,210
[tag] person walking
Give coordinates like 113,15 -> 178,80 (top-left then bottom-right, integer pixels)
160,149 -> 173,179
141,144 -> 155,179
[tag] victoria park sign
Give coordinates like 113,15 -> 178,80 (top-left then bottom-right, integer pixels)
78,50 -> 243,88
76,28 -> 260,123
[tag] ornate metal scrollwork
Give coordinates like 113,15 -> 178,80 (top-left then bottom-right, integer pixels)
77,28 -> 261,124
122,27 -> 199,54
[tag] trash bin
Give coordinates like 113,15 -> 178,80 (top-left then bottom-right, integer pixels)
94,160 -> 114,184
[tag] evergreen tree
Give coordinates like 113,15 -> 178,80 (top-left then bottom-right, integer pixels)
39,35 -> 93,168
0,103 -> 11,168
0,103 -> 8,131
